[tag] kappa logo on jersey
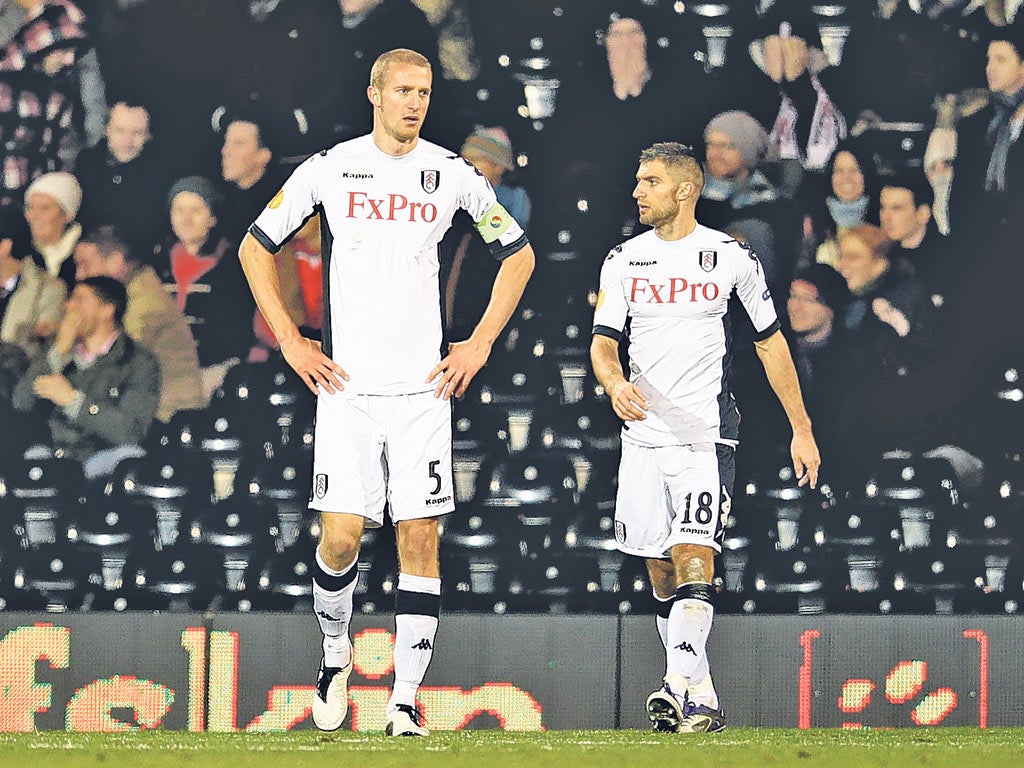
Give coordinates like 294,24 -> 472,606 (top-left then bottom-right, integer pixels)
421,169 -> 440,193
629,277 -> 721,303
699,250 -> 717,272
629,260 -> 657,267
314,473 -> 329,499
346,191 -> 439,222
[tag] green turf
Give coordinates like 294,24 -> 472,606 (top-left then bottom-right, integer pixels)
1,729 -> 1023,768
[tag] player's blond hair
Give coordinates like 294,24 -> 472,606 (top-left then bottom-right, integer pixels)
639,142 -> 705,197
369,49 -> 432,91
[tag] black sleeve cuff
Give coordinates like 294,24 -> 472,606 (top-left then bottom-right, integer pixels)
488,232 -> 529,261
752,318 -> 782,342
248,224 -> 282,254
593,324 -> 623,342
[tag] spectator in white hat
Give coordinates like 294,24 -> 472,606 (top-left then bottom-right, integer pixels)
24,171 -> 83,290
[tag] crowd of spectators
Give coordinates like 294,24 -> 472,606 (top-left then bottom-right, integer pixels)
1,0 -> 1023,595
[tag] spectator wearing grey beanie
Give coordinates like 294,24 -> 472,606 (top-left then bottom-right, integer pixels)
700,110 -> 788,282
701,111 -> 778,214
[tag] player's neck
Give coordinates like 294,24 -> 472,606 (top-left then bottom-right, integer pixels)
654,213 -> 697,241
373,125 -> 419,158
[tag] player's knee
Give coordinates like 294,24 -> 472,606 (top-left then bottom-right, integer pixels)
680,555 -> 712,584
320,530 -> 361,568
671,544 -> 714,585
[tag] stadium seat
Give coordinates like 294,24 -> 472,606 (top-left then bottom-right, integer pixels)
480,453 -> 577,509
108,451 -> 215,547
187,498 -> 281,593
2,456 -> 85,546
800,500 -> 902,553
233,450 -> 313,548
862,452 -> 961,508
889,551 -> 974,614
441,502 -> 503,554
452,403 -> 513,454
130,543 -> 213,611
745,549 -> 831,597
211,359 -> 315,452
717,591 -> 824,615
256,547 -> 314,611
498,552 -> 603,613
64,498 -> 154,591
8,541 -> 98,610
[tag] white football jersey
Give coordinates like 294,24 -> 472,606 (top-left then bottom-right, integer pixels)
593,224 -> 780,447
251,135 -> 527,395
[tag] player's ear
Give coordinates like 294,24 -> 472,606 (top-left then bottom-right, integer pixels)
677,182 -> 694,201
367,86 -> 381,107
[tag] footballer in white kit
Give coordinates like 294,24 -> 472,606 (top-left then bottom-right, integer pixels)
239,49 -> 534,737
250,134 -> 527,523
593,223 -> 779,556
591,142 -> 818,735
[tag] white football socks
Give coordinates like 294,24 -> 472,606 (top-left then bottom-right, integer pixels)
312,547 -> 357,668
388,573 -> 441,710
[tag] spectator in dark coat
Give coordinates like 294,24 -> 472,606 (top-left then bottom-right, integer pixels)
13,275 -> 159,476
74,98 -> 167,257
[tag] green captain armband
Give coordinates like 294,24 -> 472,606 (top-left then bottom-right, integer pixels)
474,202 -> 515,243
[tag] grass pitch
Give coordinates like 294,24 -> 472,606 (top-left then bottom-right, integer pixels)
1,728 -> 1022,768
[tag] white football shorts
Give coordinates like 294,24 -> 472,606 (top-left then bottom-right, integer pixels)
613,440 -> 735,558
309,390 -> 454,526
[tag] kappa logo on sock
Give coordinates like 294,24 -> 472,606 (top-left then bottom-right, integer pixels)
411,638 -> 433,651
674,641 -> 697,656
316,609 -> 339,622
314,473 -> 329,499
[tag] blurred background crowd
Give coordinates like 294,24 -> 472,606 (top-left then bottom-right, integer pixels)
0,0 -> 1023,616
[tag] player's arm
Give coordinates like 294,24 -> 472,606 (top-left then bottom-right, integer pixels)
239,232 -> 347,395
428,241 -> 534,399
590,333 -> 647,421
754,329 -> 820,488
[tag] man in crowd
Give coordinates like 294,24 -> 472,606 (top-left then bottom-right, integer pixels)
13,276 -> 159,477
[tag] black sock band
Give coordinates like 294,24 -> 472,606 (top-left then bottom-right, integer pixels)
655,595 -> 674,619
312,553 -> 358,592
675,582 -> 715,606
395,589 -> 441,618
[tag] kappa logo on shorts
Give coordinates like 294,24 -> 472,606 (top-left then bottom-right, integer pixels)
421,169 -> 440,193
614,520 -> 626,543
314,473 -> 329,499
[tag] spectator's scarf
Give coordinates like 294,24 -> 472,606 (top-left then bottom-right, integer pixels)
826,195 -> 869,229
985,86 -> 1024,191
770,74 -> 847,171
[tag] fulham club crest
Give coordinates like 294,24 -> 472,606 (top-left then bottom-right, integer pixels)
421,169 -> 440,193
699,249 -> 718,272
314,473 -> 329,499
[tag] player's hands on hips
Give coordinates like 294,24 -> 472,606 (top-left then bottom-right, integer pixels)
427,337 -> 491,400
791,428 -> 820,489
280,334 -> 348,395
608,380 -> 648,422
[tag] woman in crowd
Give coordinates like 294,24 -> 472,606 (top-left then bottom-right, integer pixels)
23,170 -> 81,290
